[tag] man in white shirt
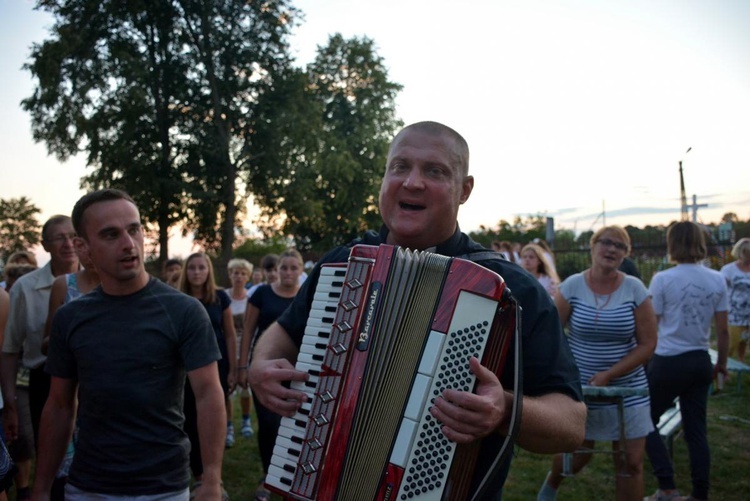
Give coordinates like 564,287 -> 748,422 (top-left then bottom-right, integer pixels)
1,215 -> 79,445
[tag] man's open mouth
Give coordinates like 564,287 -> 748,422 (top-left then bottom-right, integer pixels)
399,202 -> 425,211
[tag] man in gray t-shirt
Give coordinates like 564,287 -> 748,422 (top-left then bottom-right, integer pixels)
33,189 -> 226,501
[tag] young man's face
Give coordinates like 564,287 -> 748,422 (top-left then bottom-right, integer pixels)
76,198 -> 146,293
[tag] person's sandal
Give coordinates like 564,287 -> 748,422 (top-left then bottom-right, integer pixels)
254,480 -> 272,501
644,490 -> 682,501
190,481 -> 230,501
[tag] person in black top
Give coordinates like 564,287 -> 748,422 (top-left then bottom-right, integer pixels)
248,121 -> 586,499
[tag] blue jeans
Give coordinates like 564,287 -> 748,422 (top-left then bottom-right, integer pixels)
645,350 -> 712,500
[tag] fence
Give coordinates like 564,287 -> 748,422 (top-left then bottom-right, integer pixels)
553,243 -> 735,286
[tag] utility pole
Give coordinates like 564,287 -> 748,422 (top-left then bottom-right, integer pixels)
679,147 -> 691,221
689,194 -> 708,223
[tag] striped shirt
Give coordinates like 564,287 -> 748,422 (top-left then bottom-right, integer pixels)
561,273 -> 650,409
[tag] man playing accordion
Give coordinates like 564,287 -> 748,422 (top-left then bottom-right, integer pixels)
246,121 -> 586,499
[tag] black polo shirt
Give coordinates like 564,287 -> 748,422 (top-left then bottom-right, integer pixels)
277,226 -> 582,499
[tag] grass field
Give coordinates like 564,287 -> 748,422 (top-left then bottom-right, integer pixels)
221,375 -> 750,500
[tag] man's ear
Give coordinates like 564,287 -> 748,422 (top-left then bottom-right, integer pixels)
460,175 -> 474,204
74,237 -> 89,261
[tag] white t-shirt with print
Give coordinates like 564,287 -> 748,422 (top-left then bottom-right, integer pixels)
649,263 -> 728,356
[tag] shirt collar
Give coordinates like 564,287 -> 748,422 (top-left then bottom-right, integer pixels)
377,225 -> 464,255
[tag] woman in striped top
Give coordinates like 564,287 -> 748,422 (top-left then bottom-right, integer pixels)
538,225 -> 657,501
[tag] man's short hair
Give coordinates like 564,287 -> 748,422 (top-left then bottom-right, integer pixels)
260,254 -> 279,270
164,258 -> 183,269
42,215 -> 73,242
390,121 -> 470,176
72,189 -> 137,237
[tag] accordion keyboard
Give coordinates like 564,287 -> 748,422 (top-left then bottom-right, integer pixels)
266,265 -> 347,493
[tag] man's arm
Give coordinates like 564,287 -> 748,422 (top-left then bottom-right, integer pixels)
504,391 -> 586,453
187,362 -> 226,501
247,321 -> 309,416
221,306 -> 237,392
1,286 -> 25,441
31,376 -> 77,500
431,357 -> 586,453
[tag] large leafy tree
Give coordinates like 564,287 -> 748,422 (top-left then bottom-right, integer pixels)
0,197 -> 41,260
249,34 -> 403,253
175,0 -> 299,270
22,0 -> 299,269
22,1 -> 197,265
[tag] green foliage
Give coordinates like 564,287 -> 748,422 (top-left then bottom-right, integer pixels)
23,3 -> 403,263
469,214 -> 548,248
233,237 -> 289,267
22,0 -> 300,267
0,197 -> 42,260
249,34 -> 402,253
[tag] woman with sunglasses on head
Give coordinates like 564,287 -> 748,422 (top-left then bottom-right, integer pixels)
539,225 -> 657,501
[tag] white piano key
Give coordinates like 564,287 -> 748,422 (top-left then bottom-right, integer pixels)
304,325 -> 331,338
308,308 -> 336,320
307,317 -> 334,329
267,463 -> 296,487
273,435 -> 302,456
313,290 -> 341,303
311,283 -> 342,294
265,473 -> 291,492
300,348 -> 326,363
277,421 -> 304,439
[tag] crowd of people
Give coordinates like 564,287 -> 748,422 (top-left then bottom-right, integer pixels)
0,121 -> 745,501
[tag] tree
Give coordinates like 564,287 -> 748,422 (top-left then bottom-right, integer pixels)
0,197 -> 41,260
22,0 -> 300,271
248,34 -> 403,253
469,214 -> 548,248
22,2 -> 197,267
175,0 -> 300,271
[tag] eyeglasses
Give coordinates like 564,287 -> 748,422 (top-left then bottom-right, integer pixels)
596,238 -> 628,251
45,233 -> 77,245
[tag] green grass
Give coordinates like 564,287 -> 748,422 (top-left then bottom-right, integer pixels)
221,377 -> 750,500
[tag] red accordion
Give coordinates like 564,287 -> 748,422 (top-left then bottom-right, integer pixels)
266,244 -> 520,500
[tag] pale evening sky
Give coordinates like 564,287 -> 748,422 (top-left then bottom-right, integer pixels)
1,0 -> 749,262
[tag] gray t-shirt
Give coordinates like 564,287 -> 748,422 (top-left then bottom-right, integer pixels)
46,277 -> 220,495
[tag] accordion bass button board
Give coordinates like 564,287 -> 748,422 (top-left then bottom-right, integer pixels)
266,244 -> 515,501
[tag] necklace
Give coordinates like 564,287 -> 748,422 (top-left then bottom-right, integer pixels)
593,291 -> 612,323
587,270 -> 616,324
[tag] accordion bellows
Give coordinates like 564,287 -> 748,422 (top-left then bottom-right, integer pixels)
267,244 -> 519,500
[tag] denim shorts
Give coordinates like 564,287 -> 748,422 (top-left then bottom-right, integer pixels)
585,404 -> 654,441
